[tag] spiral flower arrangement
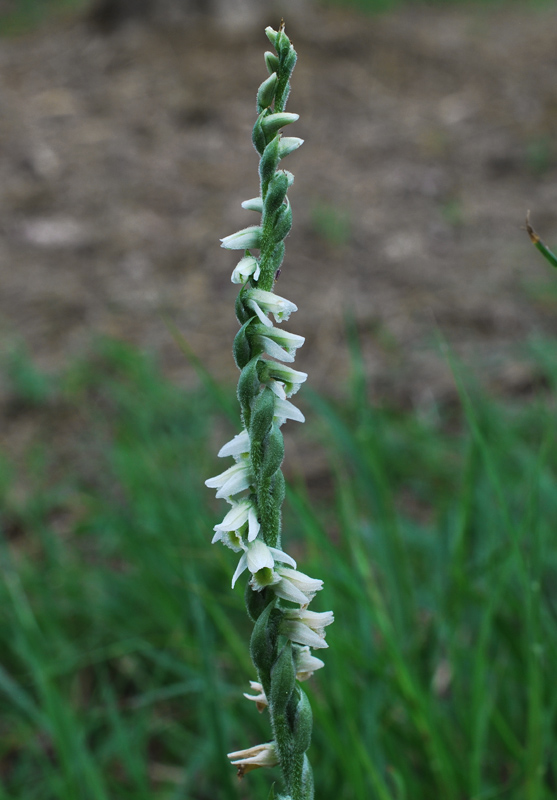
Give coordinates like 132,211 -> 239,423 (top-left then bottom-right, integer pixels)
205,24 -> 333,800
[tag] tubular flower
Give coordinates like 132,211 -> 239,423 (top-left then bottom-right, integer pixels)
273,567 -> 323,606
217,429 -> 250,459
293,646 -> 326,682
231,254 -> 261,284
280,609 -> 335,650
243,680 -> 268,712
227,742 -> 278,777
245,288 -> 298,323
204,459 -> 253,500
212,499 -> 260,543
231,539 -> 296,589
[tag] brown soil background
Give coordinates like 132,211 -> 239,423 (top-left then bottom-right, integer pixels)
2,2 -> 557,415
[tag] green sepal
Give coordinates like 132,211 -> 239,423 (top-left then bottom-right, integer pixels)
233,319 -> 254,370
257,468 -> 284,549
235,289 -> 252,325
265,51 -> 279,75
270,641 -> 296,715
259,423 -> 284,482
300,756 -> 314,800
259,136 -> 280,197
265,26 -> 278,47
264,172 -> 290,217
284,49 -> 297,76
245,583 -> 271,622
237,355 -> 261,416
273,201 -> 293,243
291,687 -> 313,753
257,72 -> 278,113
250,598 -> 282,679
271,467 -> 286,508
262,112 -> 299,138
252,110 -> 268,156
249,386 -> 275,450
276,28 -> 291,62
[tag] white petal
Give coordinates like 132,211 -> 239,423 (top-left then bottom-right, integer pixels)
221,226 -> 262,250
267,329 -> 305,349
268,380 -> 287,400
247,289 -> 298,323
231,255 -> 259,285
206,461 -> 252,499
218,429 -> 250,459
277,567 -> 323,595
294,646 -> 325,681
231,553 -> 248,588
273,397 -> 305,423
246,299 -> 273,327
213,500 -> 251,532
246,540 -> 274,573
278,137 -> 304,158
280,620 -> 329,649
211,529 -> 244,552
241,197 -> 264,213
216,469 -> 252,499
272,578 -> 310,605
247,507 -> 260,542
268,546 -> 296,568
257,335 -> 295,363
205,463 -> 237,489
286,608 -> 334,632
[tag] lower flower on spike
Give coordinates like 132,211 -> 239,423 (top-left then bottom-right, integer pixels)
294,645 -> 326,682
227,742 -> 278,777
243,680 -> 268,712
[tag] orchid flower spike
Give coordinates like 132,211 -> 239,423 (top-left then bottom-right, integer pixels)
204,25 -> 332,800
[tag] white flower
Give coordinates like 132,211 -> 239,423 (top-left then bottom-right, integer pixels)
261,326 -> 305,351
243,680 -> 268,712
278,137 -> 304,158
280,609 -> 334,649
268,379 -> 287,399
273,567 -> 323,606
221,226 -> 262,250
212,498 -> 260,543
241,197 -> 263,213
227,742 -> 278,777
205,460 -> 252,500
217,429 -> 250,460
231,255 -> 261,285
261,112 -> 299,136
231,539 -> 296,589
265,363 -> 307,397
294,646 -> 325,682
273,396 -> 305,425
246,288 -> 298,323
256,335 -> 296,363
211,528 -> 244,552
254,327 -> 305,363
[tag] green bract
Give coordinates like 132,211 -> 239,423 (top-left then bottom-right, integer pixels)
204,24 -> 333,800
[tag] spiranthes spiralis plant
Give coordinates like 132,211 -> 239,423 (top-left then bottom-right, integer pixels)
205,23 -> 333,800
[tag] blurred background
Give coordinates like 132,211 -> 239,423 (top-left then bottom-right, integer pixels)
1,0 -> 557,798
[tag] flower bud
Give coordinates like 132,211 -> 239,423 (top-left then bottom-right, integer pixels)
264,51 -> 279,75
221,226 -> 262,251
273,200 -> 293,243
278,137 -> 304,159
241,197 -> 264,213
257,72 -> 278,112
231,254 -> 260,285
261,112 -> 299,137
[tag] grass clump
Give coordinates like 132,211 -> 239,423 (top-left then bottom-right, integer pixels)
0,338 -> 556,798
